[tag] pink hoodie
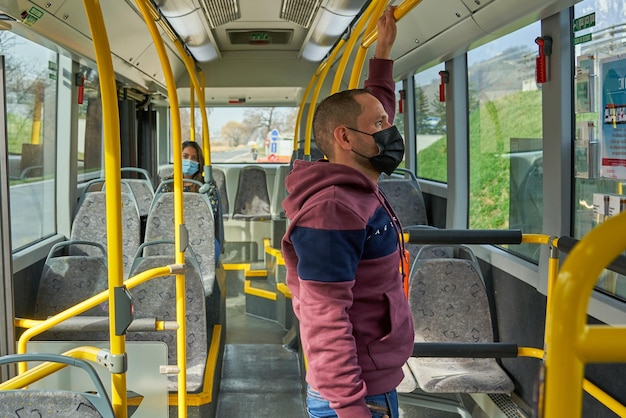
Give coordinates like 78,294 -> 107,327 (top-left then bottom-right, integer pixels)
281,58 -> 414,417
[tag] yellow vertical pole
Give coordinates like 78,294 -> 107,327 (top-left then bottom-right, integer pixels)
30,81 -> 43,144
81,1 -> 127,416
294,66 -> 323,159
134,1 -> 187,416
544,212 -> 626,417
198,69 -> 211,169
189,87 -> 195,143
173,44 -> 211,171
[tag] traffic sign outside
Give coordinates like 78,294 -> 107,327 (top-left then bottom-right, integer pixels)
269,129 -> 279,153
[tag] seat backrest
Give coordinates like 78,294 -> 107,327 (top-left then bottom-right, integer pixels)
33,241 -> 109,341
409,245 -> 493,344
271,165 -> 290,219
157,164 -> 174,184
121,167 -> 155,217
70,191 -> 141,277
122,179 -> 154,217
127,249 -> 208,392
35,241 -> 108,318
212,167 -> 229,218
379,177 -> 428,227
144,192 -> 216,292
0,353 -> 114,418
232,166 -> 271,220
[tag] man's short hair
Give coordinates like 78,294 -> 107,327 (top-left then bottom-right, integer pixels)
312,89 -> 372,159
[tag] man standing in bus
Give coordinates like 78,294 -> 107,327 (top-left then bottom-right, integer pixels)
282,6 -> 412,418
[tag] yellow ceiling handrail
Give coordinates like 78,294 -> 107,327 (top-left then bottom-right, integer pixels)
303,39 -> 347,158
332,0 -> 380,93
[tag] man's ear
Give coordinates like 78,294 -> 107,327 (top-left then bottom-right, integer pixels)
333,126 -> 352,151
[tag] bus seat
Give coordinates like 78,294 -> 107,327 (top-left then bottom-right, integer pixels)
232,166 -> 271,221
144,191 -> 216,294
271,165 -> 290,219
378,171 -> 428,227
32,241 -> 109,341
158,164 -> 174,184
70,191 -> 141,278
212,167 -> 229,219
0,353 -> 114,418
128,245 -> 208,393
121,167 -> 156,218
405,245 -> 514,394
405,226 -> 452,265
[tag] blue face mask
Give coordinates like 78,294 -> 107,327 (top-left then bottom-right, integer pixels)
182,159 -> 199,176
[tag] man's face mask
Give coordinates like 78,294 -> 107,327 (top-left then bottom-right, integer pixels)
182,159 -> 199,176
347,125 -> 405,175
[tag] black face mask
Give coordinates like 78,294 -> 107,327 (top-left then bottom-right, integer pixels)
347,125 -> 405,175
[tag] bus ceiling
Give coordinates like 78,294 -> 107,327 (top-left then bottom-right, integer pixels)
0,0 -> 580,105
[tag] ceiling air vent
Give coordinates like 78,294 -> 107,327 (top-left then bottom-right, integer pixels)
280,0 -> 321,28
200,0 -> 241,29
227,30 -> 293,45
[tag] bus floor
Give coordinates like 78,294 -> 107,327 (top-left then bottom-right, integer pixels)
216,293 -> 474,417
215,293 -> 307,417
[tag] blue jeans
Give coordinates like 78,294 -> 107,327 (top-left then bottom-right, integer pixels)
306,385 -> 398,418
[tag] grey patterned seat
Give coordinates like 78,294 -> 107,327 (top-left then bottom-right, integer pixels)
0,353 -> 114,418
32,241 -> 109,341
121,167 -> 155,218
378,176 -> 428,227
145,191 -> 216,295
128,244 -> 208,392
232,166 -> 271,221
406,245 -> 514,394
212,167 -> 229,219
70,190 -> 141,278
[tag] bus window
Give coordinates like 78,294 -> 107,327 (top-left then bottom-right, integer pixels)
180,106 -> 298,164
77,65 -> 103,182
468,22 -> 543,262
573,0 -> 626,300
412,63 -> 447,183
4,32 -> 58,251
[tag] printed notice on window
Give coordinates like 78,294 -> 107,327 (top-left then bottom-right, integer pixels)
601,56 -> 626,180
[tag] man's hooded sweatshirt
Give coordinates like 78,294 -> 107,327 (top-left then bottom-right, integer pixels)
281,58 -> 414,418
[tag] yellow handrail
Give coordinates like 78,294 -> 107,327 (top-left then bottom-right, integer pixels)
16,266 -> 174,355
293,63 -> 325,157
303,39 -> 346,159
173,44 -> 211,170
361,0 -> 421,48
350,0 -> 422,87
134,1 -> 188,415
198,69 -> 212,170
190,86 -> 195,143
1,346 -> 102,390
81,1 -> 126,415
544,211 -> 626,417
331,1 -> 379,94
348,0 -> 388,89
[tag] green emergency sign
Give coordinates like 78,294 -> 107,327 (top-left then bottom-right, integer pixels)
573,12 -> 596,32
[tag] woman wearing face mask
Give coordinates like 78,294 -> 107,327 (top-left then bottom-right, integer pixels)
181,140 -> 204,192
162,140 -> 204,192
162,140 -> 223,264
